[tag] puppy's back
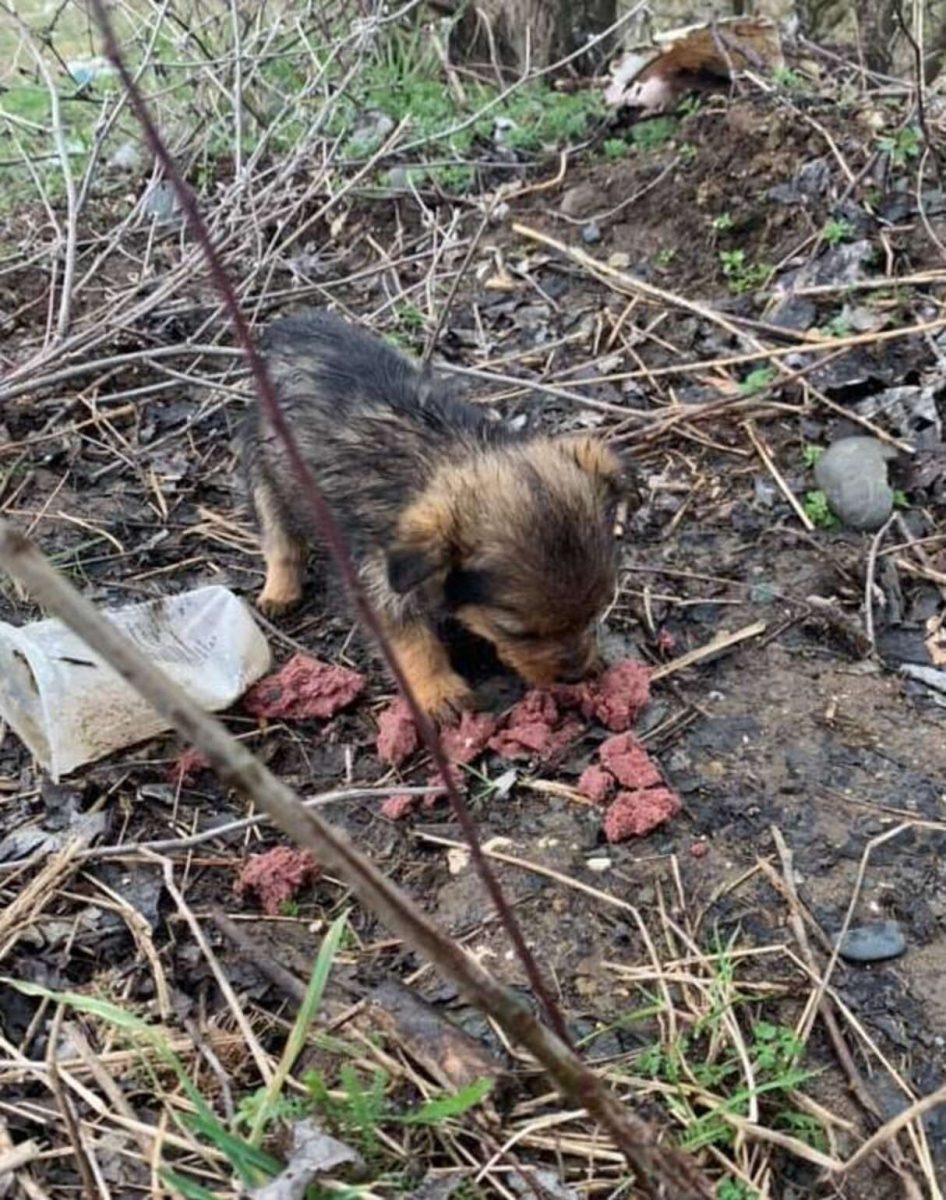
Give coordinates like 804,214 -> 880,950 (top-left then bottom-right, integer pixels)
261,311 -> 424,421
243,309 -> 501,550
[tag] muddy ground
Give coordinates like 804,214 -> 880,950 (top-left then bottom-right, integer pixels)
2,92 -> 946,1197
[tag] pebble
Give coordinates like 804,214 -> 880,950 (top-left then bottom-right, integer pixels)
749,581 -> 780,604
142,180 -> 181,224
581,221 -> 602,244
560,182 -> 598,218
836,920 -> 906,963
107,141 -> 142,172
814,436 -> 897,530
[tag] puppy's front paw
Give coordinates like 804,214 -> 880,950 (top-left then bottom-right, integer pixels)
413,669 -> 473,725
255,580 -> 302,617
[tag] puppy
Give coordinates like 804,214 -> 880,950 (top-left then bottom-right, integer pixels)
241,310 -> 635,719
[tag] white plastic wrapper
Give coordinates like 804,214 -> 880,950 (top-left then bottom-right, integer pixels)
0,585 -> 272,780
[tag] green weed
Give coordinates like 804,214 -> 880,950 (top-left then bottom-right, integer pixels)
603,136 -> 630,159
631,116 -> 677,151
773,66 -> 803,90
719,249 -> 770,294
820,313 -> 853,338
803,490 -> 839,529
802,444 -> 826,468
739,366 -> 776,395
878,125 -> 921,166
823,217 -> 855,246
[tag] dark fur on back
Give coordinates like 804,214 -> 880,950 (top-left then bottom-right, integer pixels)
243,311 -> 512,554
241,308 -> 636,717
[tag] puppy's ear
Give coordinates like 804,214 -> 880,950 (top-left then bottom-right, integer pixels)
386,495 -> 456,595
561,435 -> 642,508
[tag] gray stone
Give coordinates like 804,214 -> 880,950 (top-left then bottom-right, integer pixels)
581,221 -> 602,244
814,436 -> 897,531
836,920 -> 906,963
142,180 -> 181,224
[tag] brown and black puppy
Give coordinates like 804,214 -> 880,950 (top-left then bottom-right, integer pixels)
242,310 -> 635,719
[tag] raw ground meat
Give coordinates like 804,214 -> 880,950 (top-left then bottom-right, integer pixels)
598,733 -> 663,789
577,764 -> 615,804
603,788 -> 682,842
169,746 -> 210,786
584,660 -> 651,731
244,654 -> 365,720
488,690 -> 582,761
381,793 -> 420,820
377,698 -> 420,766
440,710 -> 499,763
235,846 -> 321,915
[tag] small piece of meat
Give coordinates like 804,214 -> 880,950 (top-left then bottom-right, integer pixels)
381,793 -> 420,820
598,732 -> 662,789
603,787 -> 681,843
235,846 -> 321,915
376,698 -> 420,766
577,764 -> 615,805
169,747 -> 209,786
440,710 -> 499,764
584,659 -> 651,731
244,654 -> 365,720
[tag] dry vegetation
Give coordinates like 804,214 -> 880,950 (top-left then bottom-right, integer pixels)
2,3 -> 946,1199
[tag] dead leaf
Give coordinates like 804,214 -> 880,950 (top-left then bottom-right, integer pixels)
251,1120 -> 364,1200
925,613 -> 946,666
366,979 -> 507,1096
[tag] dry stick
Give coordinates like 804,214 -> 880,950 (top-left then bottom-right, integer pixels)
650,621 -> 767,682
85,0 -> 567,1047
864,516 -> 894,649
0,524 -> 712,1200
744,420 -> 814,532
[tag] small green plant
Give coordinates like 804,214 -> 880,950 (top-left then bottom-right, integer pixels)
802,443 -> 826,468
740,366 -> 776,395
396,302 -> 427,331
803,490 -> 839,529
679,94 -> 702,117
893,488 -> 909,508
878,125 -> 922,166
678,142 -> 698,163
823,217 -> 855,246
603,137 -> 630,159
821,313 -> 853,338
631,116 -> 677,150
655,247 -> 677,267
718,1180 -> 759,1200
719,249 -> 770,294
711,212 -> 734,232
776,1109 -> 829,1152
773,65 -> 803,90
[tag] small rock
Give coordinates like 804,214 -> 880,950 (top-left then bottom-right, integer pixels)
107,140 -> 142,172
560,183 -> 598,218
581,221 -> 602,244
814,436 -> 896,530
768,296 -> 816,331
749,581 -> 780,604
836,920 -> 906,963
142,180 -> 181,224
